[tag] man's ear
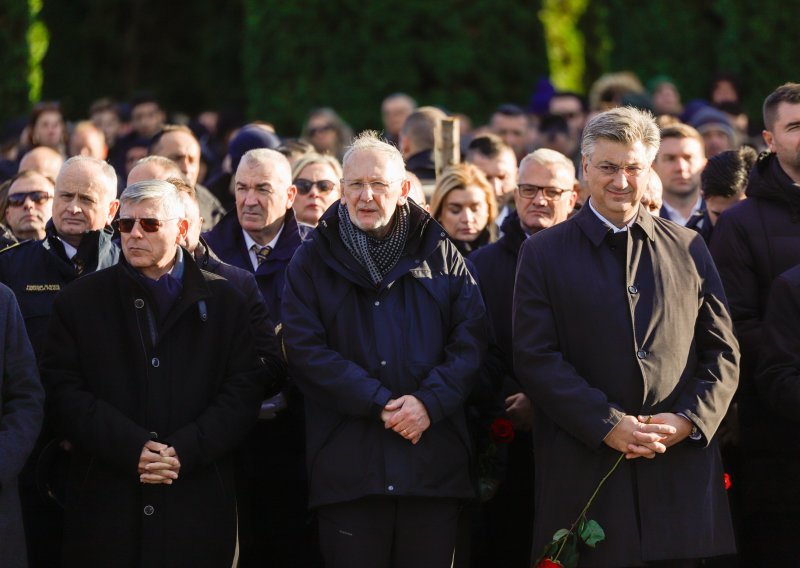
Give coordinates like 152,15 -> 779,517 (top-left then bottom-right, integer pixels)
397,179 -> 411,205
176,218 -> 189,241
107,199 -> 120,226
763,129 -> 775,152
286,184 -> 298,209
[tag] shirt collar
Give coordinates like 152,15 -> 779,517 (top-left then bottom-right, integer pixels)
588,198 -> 637,233
58,237 -> 78,260
661,194 -> 703,226
243,223 -> 284,252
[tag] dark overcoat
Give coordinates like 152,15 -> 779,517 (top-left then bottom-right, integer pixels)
281,202 -> 486,508
40,252 -> 264,567
513,205 -> 739,566
0,284 -> 44,568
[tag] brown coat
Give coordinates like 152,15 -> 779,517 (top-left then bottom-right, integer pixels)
513,205 -> 739,566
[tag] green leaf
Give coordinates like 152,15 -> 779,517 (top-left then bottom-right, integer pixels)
560,534 -> 580,568
579,519 -> 606,548
552,528 -> 571,541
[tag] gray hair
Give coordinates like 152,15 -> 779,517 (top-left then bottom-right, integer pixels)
581,106 -> 660,163
58,156 -> 117,199
238,148 -> 292,182
519,148 -> 576,185
120,179 -> 185,218
342,130 -> 406,175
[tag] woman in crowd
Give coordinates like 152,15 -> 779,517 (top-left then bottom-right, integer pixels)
430,162 -> 497,255
25,102 -> 67,157
301,108 -> 352,161
291,152 -> 342,238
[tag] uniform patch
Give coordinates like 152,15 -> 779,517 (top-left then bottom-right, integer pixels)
25,284 -> 61,292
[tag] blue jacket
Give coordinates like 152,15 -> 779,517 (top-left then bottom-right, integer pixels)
0,223 -> 120,358
203,208 -> 301,324
282,201 -> 487,507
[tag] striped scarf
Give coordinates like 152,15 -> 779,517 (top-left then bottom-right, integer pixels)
338,202 -> 409,285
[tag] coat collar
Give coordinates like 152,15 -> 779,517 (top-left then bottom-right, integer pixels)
575,201 -> 655,247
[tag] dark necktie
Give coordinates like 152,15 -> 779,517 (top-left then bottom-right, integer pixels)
251,244 -> 272,266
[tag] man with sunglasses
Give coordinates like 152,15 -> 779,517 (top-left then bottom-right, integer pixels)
1,171 -> 55,245
513,107 -> 738,566
469,147 -> 577,567
41,179 -> 266,566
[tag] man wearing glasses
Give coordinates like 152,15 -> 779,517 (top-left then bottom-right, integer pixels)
282,131 -> 486,567
469,147 -> 577,567
1,170 -> 55,246
513,107 -> 739,566
41,179 -> 265,566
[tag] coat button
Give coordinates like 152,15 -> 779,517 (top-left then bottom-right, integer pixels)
134,299 -> 145,309
374,301 -> 380,307
387,485 -> 395,492
637,350 -> 648,359
143,505 -> 154,516
628,285 -> 638,294
151,357 -> 160,368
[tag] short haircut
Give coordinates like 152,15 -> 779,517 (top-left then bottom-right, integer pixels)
492,103 -> 525,118
9,169 -> 56,189
278,138 -> 314,161
659,123 -> 704,147
342,130 -> 406,176
581,106 -> 660,163
166,176 -> 197,202
550,91 -> 589,113
58,156 -> 117,199
429,162 -> 498,240
519,148 -> 576,186
131,155 -> 183,177
89,98 -> 118,116
0,171 -> 54,220
701,146 -> 758,199
149,124 -> 198,155
120,179 -> 184,218
239,148 -> 293,184
71,120 -> 104,140
291,152 -> 343,182
763,82 -> 800,131
130,92 -> 162,111
400,106 -> 448,152
466,134 -> 512,161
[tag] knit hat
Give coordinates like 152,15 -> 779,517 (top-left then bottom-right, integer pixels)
688,106 -> 735,142
228,125 -> 281,173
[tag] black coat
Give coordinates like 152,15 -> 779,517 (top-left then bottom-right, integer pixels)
0,223 -> 120,358
203,209 -> 301,324
0,284 -> 44,568
514,205 -> 739,565
40,252 -> 265,567
710,152 -> 800,451
282,202 -> 487,508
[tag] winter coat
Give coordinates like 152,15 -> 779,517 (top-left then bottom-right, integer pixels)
514,204 -> 739,566
40,252 -> 265,567
0,284 -> 44,568
282,201 -> 487,508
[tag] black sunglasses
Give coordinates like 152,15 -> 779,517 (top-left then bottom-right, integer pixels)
115,217 -> 175,233
294,179 -> 337,195
308,125 -> 334,136
7,191 -> 52,207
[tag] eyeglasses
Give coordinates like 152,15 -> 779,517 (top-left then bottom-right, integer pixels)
516,185 -> 573,201
295,179 -> 337,195
115,217 -> 177,233
308,125 -> 335,136
591,162 -> 647,178
7,191 -> 52,207
342,179 -> 403,195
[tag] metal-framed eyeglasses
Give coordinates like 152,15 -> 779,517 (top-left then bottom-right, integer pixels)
590,162 -> 647,178
516,185 -> 573,201
115,217 -> 178,233
342,178 -> 404,195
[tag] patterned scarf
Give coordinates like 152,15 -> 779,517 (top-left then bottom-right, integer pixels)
338,202 -> 410,285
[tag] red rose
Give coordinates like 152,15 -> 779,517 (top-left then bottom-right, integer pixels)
536,559 -> 564,568
724,473 -> 732,490
490,417 -> 515,444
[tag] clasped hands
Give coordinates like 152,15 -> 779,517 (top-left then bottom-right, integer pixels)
138,440 -> 181,485
604,413 -> 693,459
381,395 -> 431,445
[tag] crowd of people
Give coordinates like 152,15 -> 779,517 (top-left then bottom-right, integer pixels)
0,70 -> 798,568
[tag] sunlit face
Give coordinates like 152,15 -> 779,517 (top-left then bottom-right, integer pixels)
653,137 -> 706,199
705,194 -> 745,226
469,149 -> 518,199
235,159 -> 296,241
5,173 -> 54,240
120,198 -> 187,280
438,186 -> 489,242
91,109 -> 120,145
69,127 -> 106,159
515,161 -> 576,233
764,102 -> 800,178
292,162 -> 340,226
154,131 -> 201,185
582,139 -> 651,228
53,162 -> 119,246
341,150 -> 409,238
33,110 -> 64,148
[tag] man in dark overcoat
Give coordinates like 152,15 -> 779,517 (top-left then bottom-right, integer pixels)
40,180 -> 266,567
0,283 -> 44,568
282,131 -> 486,567
513,107 -> 739,567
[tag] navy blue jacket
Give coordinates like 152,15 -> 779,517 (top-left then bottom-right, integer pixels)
282,202 -> 487,507
203,209 -> 301,324
0,223 -> 120,358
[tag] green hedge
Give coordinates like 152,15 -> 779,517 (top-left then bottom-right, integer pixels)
0,0 -> 33,125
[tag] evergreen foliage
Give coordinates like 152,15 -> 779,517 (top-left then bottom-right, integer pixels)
0,0 -> 33,125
